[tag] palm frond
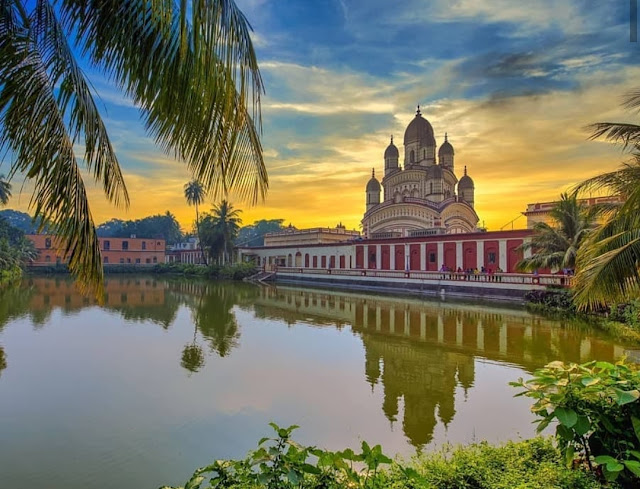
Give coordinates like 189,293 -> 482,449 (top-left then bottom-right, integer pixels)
587,122 -> 640,150
0,14 -> 103,292
31,0 -> 129,207
60,0 -> 267,203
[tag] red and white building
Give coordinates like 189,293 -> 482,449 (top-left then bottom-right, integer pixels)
237,229 -> 568,301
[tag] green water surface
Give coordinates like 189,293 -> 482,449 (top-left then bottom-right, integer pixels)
0,276 -> 634,488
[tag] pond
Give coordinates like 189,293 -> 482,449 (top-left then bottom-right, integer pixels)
0,276 -> 635,488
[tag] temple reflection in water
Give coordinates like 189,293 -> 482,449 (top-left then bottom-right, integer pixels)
0,277 -> 630,449
248,285 -> 627,448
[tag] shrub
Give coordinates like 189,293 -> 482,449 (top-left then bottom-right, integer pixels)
512,360 -> 640,487
609,301 -> 640,329
162,424 -> 600,489
523,288 -> 576,314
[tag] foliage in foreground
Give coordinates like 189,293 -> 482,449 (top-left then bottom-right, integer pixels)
572,88 -> 640,310
162,424 -> 600,489
512,360 -> 640,487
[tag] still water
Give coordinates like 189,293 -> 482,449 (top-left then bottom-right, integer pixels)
0,276 -> 634,488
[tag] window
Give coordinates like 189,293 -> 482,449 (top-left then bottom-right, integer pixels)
429,252 -> 436,263
127,258 -> 131,263
119,258 -> 125,264
45,255 -> 51,262
410,150 -> 415,163
135,258 -> 141,264
122,240 -> 128,250
488,252 -> 497,264
146,258 -> 151,264
104,256 -> 109,264
103,240 -> 110,251
45,237 -> 51,249
153,257 -> 157,263
142,241 -> 146,250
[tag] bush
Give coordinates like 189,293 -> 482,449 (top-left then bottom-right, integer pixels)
162,424 -> 600,489
523,288 -> 576,314
512,360 -> 640,487
609,301 -> 640,329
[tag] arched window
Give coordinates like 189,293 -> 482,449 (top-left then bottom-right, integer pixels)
423,149 -> 426,159
430,182 -> 433,194
410,150 -> 415,163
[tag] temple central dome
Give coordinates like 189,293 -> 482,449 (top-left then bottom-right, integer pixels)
403,108 -> 436,146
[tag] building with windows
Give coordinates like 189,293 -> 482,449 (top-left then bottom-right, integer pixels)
27,235 -> 166,266
522,195 -> 624,229
263,224 -> 360,247
362,107 -> 479,238
165,237 -> 206,264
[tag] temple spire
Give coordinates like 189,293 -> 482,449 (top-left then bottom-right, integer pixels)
445,132 -> 448,142
372,168 -> 375,178
390,135 -> 393,144
464,165 -> 467,176
416,104 -> 421,116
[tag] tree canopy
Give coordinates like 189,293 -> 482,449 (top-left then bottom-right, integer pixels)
96,212 -> 183,245
236,219 -> 287,247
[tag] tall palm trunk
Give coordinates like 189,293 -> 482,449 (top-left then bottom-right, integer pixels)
194,202 -> 208,265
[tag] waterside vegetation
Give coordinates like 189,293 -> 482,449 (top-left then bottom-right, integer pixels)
163,424 -> 601,489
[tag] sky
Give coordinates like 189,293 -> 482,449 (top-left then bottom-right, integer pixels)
5,0 -> 640,233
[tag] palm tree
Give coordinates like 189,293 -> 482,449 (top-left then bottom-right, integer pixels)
0,1 -> 267,293
0,175 -> 11,206
516,193 -> 593,273
568,89 -> 640,309
184,180 -> 208,265
209,200 -> 242,265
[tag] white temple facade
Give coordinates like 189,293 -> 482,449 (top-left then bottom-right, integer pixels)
362,107 -> 479,238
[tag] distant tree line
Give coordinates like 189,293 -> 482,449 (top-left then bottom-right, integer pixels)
96,212 -> 184,245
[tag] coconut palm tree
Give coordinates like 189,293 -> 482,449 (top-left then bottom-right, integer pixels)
516,193 -> 593,273
0,1 -> 267,293
568,88 -> 640,309
184,180 -> 208,265
204,200 -> 242,265
0,175 -> 11,206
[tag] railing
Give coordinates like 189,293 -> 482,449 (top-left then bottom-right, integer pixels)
272,267 -> 573,287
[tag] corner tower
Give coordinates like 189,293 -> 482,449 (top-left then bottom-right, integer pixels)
366,168 -> 381,211
384,136 -> 399,175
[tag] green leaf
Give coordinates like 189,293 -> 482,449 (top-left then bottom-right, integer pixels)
574,415 -> 591,436
581,377 -> 600,386
612,388 -> 640,405
565,445 -> 575,468
301,463 -> 321,475
287,470 -> 299,484
624,460 -> 640,477
595,455 -> 619,465
556,424 -> 573,442
632,416 -> 640,443
628,450 -> 640,461
554,407 -> 578,428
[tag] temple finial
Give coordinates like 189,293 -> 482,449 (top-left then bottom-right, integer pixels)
445,132 -> 448,142
464,165 -> 467,176
372,168 -> 375,178
416,105 -> 421,116
390,134 -> 393,144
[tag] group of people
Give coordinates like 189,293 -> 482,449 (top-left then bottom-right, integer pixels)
439,265 -> 503,275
